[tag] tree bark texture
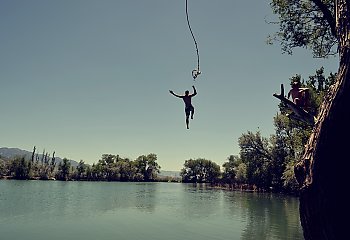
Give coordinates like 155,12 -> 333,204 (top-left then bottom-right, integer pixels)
295,1 -> 350,239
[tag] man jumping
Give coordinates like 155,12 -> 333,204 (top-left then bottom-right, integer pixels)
169,85 -> 197,129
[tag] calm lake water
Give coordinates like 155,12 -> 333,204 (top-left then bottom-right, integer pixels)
0,180 -> 303,240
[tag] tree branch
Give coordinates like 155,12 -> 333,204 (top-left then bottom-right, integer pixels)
273,84 -> 316,126
311,0 -> 337,37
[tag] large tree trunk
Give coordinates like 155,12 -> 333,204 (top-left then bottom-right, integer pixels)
294,1 -> 350,239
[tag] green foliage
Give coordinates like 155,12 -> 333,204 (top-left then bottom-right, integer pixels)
56,158 -> 71,181
116,158 -> 136,181
9,156 -> 31,180
282,161 -> 299,192
235,163 -> 247,184
71,153 -> 161,182
0,159 -> 8,177
1,149 -> 162,182
272,113 -> 306,178
181,158 -> 221,183
268,0 -> 337,57
231,68 -> 335,192
222,155 -> 243,184
73,160 -> 87,180
134,153 -> 161,181
238,131 -> 274,189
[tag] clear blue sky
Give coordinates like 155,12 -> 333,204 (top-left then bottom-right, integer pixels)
0,0 -> 338,171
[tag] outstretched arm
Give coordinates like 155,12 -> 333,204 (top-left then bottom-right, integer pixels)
169,90 -> 182,98
192,85 -> 197,96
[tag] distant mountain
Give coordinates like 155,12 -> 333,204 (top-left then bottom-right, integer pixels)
0,147 -> 78,167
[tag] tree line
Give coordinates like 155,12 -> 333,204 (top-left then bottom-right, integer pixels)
0,150 -> 161,182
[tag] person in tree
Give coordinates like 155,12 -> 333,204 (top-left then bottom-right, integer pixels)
288,81 -> 310,111
169,85 -> 197,129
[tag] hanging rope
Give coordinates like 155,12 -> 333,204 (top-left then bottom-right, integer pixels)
185,0 -> 201,80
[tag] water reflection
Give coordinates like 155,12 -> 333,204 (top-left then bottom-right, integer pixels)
223,191 -> 303,240
0,181 -> 303,240
180,183 -> 222,219
0,181 -> 159,221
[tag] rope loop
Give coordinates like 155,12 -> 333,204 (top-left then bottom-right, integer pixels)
192,69 -> 201,80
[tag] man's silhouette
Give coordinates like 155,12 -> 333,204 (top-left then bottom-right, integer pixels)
169,85 -> 197,129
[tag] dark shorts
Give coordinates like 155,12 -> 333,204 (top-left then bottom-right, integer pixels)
185,105 -> 194,116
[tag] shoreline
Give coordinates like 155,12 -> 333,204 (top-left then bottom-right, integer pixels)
0,177 -> 299,196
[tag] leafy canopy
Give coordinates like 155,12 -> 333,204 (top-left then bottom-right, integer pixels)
268,0 -> 337,57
